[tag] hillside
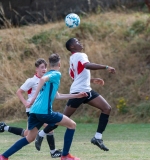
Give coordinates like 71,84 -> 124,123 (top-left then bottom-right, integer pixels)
0,11 -> 150,122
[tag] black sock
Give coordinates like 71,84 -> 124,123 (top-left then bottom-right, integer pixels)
44,125 -> 58,134
8,127 -> 24,136
97,113 -> 109,134
46,134 -> 55,150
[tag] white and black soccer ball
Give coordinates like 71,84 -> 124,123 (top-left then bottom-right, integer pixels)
65,13 -> 80,28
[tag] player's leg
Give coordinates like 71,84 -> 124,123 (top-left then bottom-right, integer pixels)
0,127 -> 38,160
63,105 -> 77,117
0,112 -> 29,137
0,122 -> 25,136
35,99 -> 81,152
56,115 -> 80,160
0,113 -> 43,160
43,123 -> 62,158
87,93 -> 111,151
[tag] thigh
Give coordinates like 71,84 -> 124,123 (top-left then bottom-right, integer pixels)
63,105 -> 77,117
56,115 -> 76,129
87,95 -> 111,114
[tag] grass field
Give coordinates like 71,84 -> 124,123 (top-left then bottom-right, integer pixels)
0,121 -> 150,160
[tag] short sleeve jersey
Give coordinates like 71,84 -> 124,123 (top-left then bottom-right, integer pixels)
69,52 -> 91,93
20,74 -> 40,112
30,70 -> 61,114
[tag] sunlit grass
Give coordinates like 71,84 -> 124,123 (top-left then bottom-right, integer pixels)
0,121 -> 150,160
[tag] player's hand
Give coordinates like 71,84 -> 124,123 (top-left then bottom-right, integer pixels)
76,92 -> 88,98
107,66 -> 116,74
24,101 -> 31,108
91,78 -> 104,86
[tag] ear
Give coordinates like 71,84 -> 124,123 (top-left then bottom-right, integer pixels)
70,45 -> 74,49
35,67 -> 38,72
58,61 -> 61,67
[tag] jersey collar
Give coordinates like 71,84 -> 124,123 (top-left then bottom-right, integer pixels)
35,74 -> 41,78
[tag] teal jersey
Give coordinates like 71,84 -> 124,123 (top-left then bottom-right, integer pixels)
30,70 -> 61,114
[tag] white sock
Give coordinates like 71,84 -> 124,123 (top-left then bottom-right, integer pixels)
39,130 -> 46,137
50,149 -> 56,154
95,132 -> 102,139
4,126 -> 9,131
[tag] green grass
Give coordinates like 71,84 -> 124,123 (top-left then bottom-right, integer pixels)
0,121 -> 150,160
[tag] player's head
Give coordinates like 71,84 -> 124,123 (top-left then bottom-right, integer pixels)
35,58 -> 47,77
49,53 -> 61,69
66,38 -> 83,52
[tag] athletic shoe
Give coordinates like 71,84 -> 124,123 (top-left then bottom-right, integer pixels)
0,122 -> 6,132
91,137 -> 109,151
35,132 -> 43,151
61,153 -> 80,160
51,149 -> 62,158
0,155 -> 8,160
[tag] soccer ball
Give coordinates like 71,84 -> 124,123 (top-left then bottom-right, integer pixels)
65,13 -> 80,28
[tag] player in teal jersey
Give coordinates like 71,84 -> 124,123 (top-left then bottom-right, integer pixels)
0,53 -> 87,160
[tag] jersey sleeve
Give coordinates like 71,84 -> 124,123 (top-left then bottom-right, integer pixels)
20,78 -> 34,91
79,53 -> 90,65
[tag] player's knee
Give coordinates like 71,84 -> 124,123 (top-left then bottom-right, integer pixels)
103,105 -> 111,114
26,136 -> 35,143
70,121 -> 76,129
23,130 -> 28,137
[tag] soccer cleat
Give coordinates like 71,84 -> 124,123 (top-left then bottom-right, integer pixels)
91,137 -> 109,151
0,122 -> 6,132
0,155 -> 8,160
35,132 -> 43,151
61,153 -> 80,160
51,149 -> 62,158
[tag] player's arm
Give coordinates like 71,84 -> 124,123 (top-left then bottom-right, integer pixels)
55,92 -> 88,100
30,76 -> 49,105
16,88 -> 29,107
91,78 -> 104,85
84,62 -> 116,73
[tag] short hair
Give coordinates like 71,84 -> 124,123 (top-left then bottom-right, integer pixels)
66,38 -> 75,51
35,58 -> 47,68
49,53 -> 60,67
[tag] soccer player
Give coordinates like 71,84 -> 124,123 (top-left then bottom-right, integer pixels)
35,38 -> 116,151
0,58 -> 62,158
0,53 -> 87,160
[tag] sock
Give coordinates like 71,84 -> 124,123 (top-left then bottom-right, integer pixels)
4,126 -> 9,131
2,137 -> 29,158
62,128 -> 75,156
50,149 -> 56,154
39,130 -> 46,137
8,127 -> 24,136
46,133 -> 55,151
97,113 -> 109,134
44,125 -> 58,134
95,132 -> 102,139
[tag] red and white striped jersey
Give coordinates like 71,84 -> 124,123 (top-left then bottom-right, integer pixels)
20,74 -> 40,112
69,52 -> 91,93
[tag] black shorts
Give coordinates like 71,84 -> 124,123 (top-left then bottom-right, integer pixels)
66,90 -> 99,108
26,112 -> 30,117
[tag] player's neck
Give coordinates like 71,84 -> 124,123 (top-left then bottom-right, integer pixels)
36,73 -> 42,78
71,49 -> 82,53
49,66 -> 60,71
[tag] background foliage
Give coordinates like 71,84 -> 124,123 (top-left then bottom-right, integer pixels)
0,9 -> 150,122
